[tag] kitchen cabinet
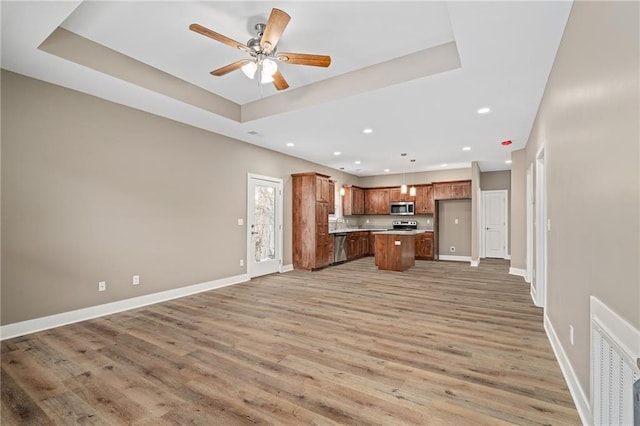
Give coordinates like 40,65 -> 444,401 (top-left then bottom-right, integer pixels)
292,172 -> 334,270
346,231 -> 371,260
389,187 -> 413,202
415,232 -> 434,260
343,186 -> 365,215
328,180 -> 336,215
368,233 -> 376,256
364,188 -> 390,215
415,185 -> 434,214
375,233 -> 416,272
433,180 -> 471,200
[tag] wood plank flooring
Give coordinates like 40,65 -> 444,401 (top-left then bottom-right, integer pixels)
1,258 -> 580,425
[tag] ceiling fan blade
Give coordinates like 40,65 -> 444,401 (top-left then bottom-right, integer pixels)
276,52 -> 331,68
210,60 -> 250,76
260,8 -> 291,53
272,70 -> 290,91
189,23 -> 248,51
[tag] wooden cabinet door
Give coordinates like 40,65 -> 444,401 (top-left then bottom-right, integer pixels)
315,202 -> 330,267
433,183 -> 452,200
415,234 -> 425,258
316,176 -> 330,202
368,233 -> 376,255
424,233 -> 434,260
347,234 -> 358,260
365,189 -> 390,214
328,181 -> 335,214
359,232 -> 369,256
425,185 -> 435,214
343,186 -> 354,216
451,181 -> 471,199
389,187 -> 401,202
353,187 -> 365,214
415,233 -> 434,260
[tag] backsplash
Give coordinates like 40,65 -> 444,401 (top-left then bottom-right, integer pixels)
331,215 -> 434,231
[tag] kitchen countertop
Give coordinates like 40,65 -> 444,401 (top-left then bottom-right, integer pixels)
371,230 -> 429,235
329,228 -> 433,234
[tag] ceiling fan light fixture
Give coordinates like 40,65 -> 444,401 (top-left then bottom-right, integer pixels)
262,58 -> 278,76
260,73 -> 275,84
241,61 -> 257,79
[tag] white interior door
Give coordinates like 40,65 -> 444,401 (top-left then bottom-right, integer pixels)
526,163 -> 534,283
482,190 -> 507,259
247,174 -> 283,278
535,148 -> 547,307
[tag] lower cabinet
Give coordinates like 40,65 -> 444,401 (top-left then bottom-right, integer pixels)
415,232 -> 434,260
346,231 -> 373,260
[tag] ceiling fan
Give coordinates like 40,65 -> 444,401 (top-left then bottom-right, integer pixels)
189,8 -> 331,91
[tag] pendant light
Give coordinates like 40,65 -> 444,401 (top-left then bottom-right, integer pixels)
409,159 -> 417,197
339,167 -> 346,196
400,153 -> 408,194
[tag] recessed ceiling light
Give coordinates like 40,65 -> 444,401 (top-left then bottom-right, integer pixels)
477,107 -> 491,115
363,128 -> 373,134
354,160 -> 361,164
462,146 -> 471,151
384,169 -> 390,172
286,142 -> 294,147
441,164 -> 448,167
333,151 -> 341,156
505,160 -> 513,164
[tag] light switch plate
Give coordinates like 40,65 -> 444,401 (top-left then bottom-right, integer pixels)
237,218 -> 244,226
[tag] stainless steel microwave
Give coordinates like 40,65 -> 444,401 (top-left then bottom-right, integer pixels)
390,201 -> 415,215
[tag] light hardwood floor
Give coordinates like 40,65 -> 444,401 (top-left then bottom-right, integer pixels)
1,258 -> 579,425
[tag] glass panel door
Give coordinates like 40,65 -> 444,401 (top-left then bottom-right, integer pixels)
248,175 -> 282,277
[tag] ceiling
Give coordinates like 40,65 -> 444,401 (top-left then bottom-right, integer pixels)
1,1 -> 572,176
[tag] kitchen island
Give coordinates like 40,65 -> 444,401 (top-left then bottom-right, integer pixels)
372,230 -> 426,272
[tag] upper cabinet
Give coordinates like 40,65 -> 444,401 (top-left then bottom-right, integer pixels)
364,188 -> 390,215
315,174 -> 331,203
343,186 -> 365,215
389,187 -> 412,202
433,180 -> 471,200
415,184 -> 434,214
328,180 -> 336,215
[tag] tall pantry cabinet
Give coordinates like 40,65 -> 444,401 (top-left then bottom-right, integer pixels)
292,172 -> 334,270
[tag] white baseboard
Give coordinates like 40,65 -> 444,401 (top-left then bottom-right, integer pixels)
438,255 -> 472,262
530,285 -> 538,305
544,315 -> 591,426
279,264 -> 293,273
470,259 -> 480,267
0,273 -> 250,341
509,267 -> 526,278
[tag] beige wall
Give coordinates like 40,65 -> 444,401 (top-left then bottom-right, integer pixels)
357,168 -> 471,188
438,200 -> 472,257
0,70 -> 349,325
509,150 -> 526,270
480,171 -> 510,191
522,0 -> 639,401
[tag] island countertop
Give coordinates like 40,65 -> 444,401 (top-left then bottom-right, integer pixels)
371,230 -> 430,235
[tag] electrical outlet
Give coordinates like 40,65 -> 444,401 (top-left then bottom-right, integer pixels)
366,219 -> 370,224
240,259 -> 244,266
454,219 -> 459,225
98,281 -> 106,292
569,325 -> 574,345
450,246 -> 456,252
133,275 -> 140,285
237,218 -> 244,226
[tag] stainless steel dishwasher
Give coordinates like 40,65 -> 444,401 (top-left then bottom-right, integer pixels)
333,233 -> 347,264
